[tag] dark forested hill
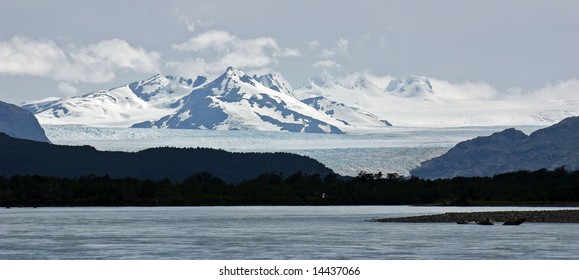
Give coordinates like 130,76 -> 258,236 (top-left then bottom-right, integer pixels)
411,116 -> 579,179
0,133 -> 333,183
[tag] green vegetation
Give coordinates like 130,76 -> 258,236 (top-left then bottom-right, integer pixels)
1,167 -> 578,207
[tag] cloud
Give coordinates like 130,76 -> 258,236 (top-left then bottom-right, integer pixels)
526,79 -> 579,101
0,37 -> 66,76
61,39 -> 161,83
56,82 -> 78,95
0,36 -> 160,83
173,7 -> 212,32
308,41 -> 320,50
173,30 -> 236,52
169,30 -> 300,78
313,60 -> 343,69
320,38 -> 349,58
429,78 -> 579,103
276,48 -> 301,57
429,78 -> 501,100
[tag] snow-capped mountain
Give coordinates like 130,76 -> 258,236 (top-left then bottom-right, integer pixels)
294,71 -> 392,128
23,67 -> 395,133
253,73 -> 294,97
22,67 -> 578,130
301,96 -> 392,127
385,75 -> 434,97
132,67 -> 346,133
22,74 -> 199,127
300,70 -> 343,90
352,74 -> 381,91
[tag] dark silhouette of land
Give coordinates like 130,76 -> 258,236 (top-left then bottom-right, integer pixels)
0,132 -> 332,184
1,166 -> 578,207
411,116 -> 579,179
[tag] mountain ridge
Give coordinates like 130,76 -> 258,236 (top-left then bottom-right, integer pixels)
410,116 -> 579,178
24,67 -> 393,133
21,67 -> 579,129
0,132 -> 333,183
0,100 -> 50,143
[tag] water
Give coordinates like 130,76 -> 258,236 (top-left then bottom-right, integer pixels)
1,206 -> 578,260
43,125 -> 544,176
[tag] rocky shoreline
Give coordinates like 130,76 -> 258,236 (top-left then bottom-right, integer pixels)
372,209 -> 579,224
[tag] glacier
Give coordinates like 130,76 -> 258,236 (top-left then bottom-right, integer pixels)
42,125 -> 545,177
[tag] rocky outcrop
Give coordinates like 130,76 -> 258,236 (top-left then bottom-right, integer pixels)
373,210 -> 579,224
411,116 -> 579,178
503,218 -> 526,226
0,101 -> 49,143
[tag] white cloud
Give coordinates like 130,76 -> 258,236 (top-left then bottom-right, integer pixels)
336,38 -> 349,54
379,35 -> 386,48
0,37 -> 67,76
320,38 -> 349,58
0,36 -> 160,83
173,30 -> 236,52
173,7 -> 212,32
61,38 -> 161,83
169,30 -> 300,78
526,79 -> 579,101
313,60 -> 343,69
275,48 -> 301,57
308,41 -> 320,50
56,82 -> 78,95
429,78 -> 501,100
428,78 -> 579,103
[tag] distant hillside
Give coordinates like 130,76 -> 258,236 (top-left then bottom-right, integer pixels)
411,116 -> 579,179
0,100 -> 50,143
0,133 -> 333,183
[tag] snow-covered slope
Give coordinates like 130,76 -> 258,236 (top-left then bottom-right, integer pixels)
22,74 -> 199,127
352,74 -> 381,91
300,69 -> 343,90
253,73 -> 294,97
294,71 -> 392,129
301,96 -> 392,127
133,67 -> 346,133
296,73 -> 579,127
22,67 -> 578,130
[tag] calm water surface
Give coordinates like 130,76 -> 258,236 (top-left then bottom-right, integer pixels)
1,206 -> 578,260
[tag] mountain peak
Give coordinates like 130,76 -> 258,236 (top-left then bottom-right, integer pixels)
224,66 -> 246,77
352,74 -> 379,90
253,72 -> 294,97
302,70 -> 342,89
386,75 -> 434,97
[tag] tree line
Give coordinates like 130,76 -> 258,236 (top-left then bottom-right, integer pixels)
1,167 -> 578,207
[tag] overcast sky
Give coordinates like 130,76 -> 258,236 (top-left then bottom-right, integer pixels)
1,0 -> 578,104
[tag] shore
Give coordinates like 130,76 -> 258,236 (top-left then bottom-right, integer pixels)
372,209 -> 579,224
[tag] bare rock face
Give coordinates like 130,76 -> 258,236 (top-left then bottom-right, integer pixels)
0,101 -> 50,143
411,116 -> 579,178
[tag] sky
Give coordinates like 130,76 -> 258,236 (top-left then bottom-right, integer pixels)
1,0 -> 578,104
